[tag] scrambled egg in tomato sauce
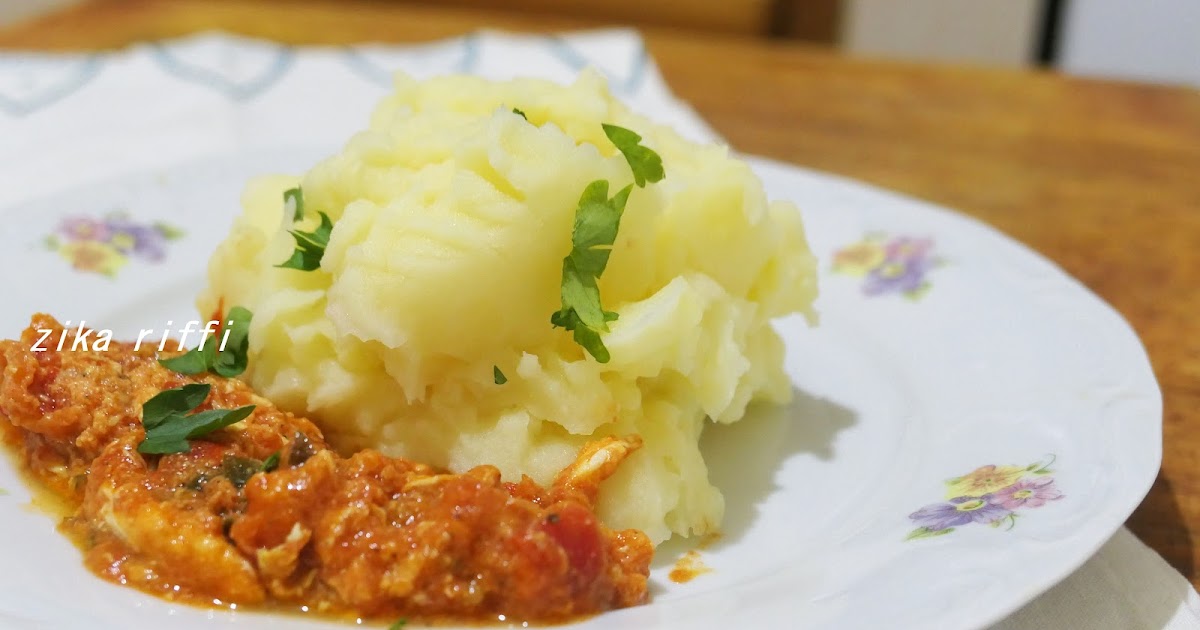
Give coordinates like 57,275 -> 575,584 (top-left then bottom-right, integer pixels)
0,314 -> 652,623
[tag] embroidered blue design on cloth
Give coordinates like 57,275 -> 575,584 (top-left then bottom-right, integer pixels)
0,33 -> 653,117
343,33 -> 481,87
149,39 -> 293,101
0,55 -> 103,117
341,34 -> 648,97
544,35 -> 649,95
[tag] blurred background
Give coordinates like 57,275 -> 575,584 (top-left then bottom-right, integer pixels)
2,0 -> 1197,87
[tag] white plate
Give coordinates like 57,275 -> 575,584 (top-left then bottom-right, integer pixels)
0,149 -> 1161,630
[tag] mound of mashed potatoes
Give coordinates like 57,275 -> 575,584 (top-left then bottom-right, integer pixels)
199,71 -> 817,543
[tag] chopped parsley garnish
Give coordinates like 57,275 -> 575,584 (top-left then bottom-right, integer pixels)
602,123 -> 665,188
211,306 -> 252,377
142,382 -> 209,423
388,620 -> 407,630
512,107 -> 527,120
183,473 -> 209,492
278,210 -> 333,271
283,186 -> 305,221
261,451 -> 280,472
158,345 -> 210,375
138,383 -> 256,455
549,123 -> 666,362
159,306 -> 253,378
493,366 -> 507,385
220,455 -> 261,489
550,180 -> 632,363
290,432 -> 316,465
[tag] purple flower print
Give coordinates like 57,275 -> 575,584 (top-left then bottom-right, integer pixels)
909,496 -> 1012,532
906,456 -> 1064,541
992,477 -> 1063,510
832,234 -> 939,299
104,216 -> 168,261
884,236 -> 933,262
58,216 -> 111,242
47,214 -> 182,277
862,255 -> 933,296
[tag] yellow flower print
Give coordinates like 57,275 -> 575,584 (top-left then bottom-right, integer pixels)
908,456 -> 1063,541
944,464 -> 1025,498
108,231 -> 137,252
48,213 -> 183,277
59,241 -> 127,277
832,238 -> 886,277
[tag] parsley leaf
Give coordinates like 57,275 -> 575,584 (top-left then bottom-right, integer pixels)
388,620 -> 407,630
159,307 -> 253,378
211,306 -> 252,377
261,451 -> 280,472
138,384 -> 256,455
493,366 -> 507,385
220,455 -> 261,489
141,383 -> 210,429
550,180 -> 632,363
602,123 -> 664,188
158,345 -> 213,375
283,187 -> 305,222
512,107 -> 527,120
277,211 -> 333,272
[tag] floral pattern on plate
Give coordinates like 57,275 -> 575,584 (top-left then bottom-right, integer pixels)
832,234 -> 940,299
45,213 -> 183,277
907,456 -> 1063,540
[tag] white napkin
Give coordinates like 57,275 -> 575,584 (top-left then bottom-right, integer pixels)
995,528 -> 1200,629
0,28 -> 1191,630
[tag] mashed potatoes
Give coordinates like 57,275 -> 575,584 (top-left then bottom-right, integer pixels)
199,71 -> 817,543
